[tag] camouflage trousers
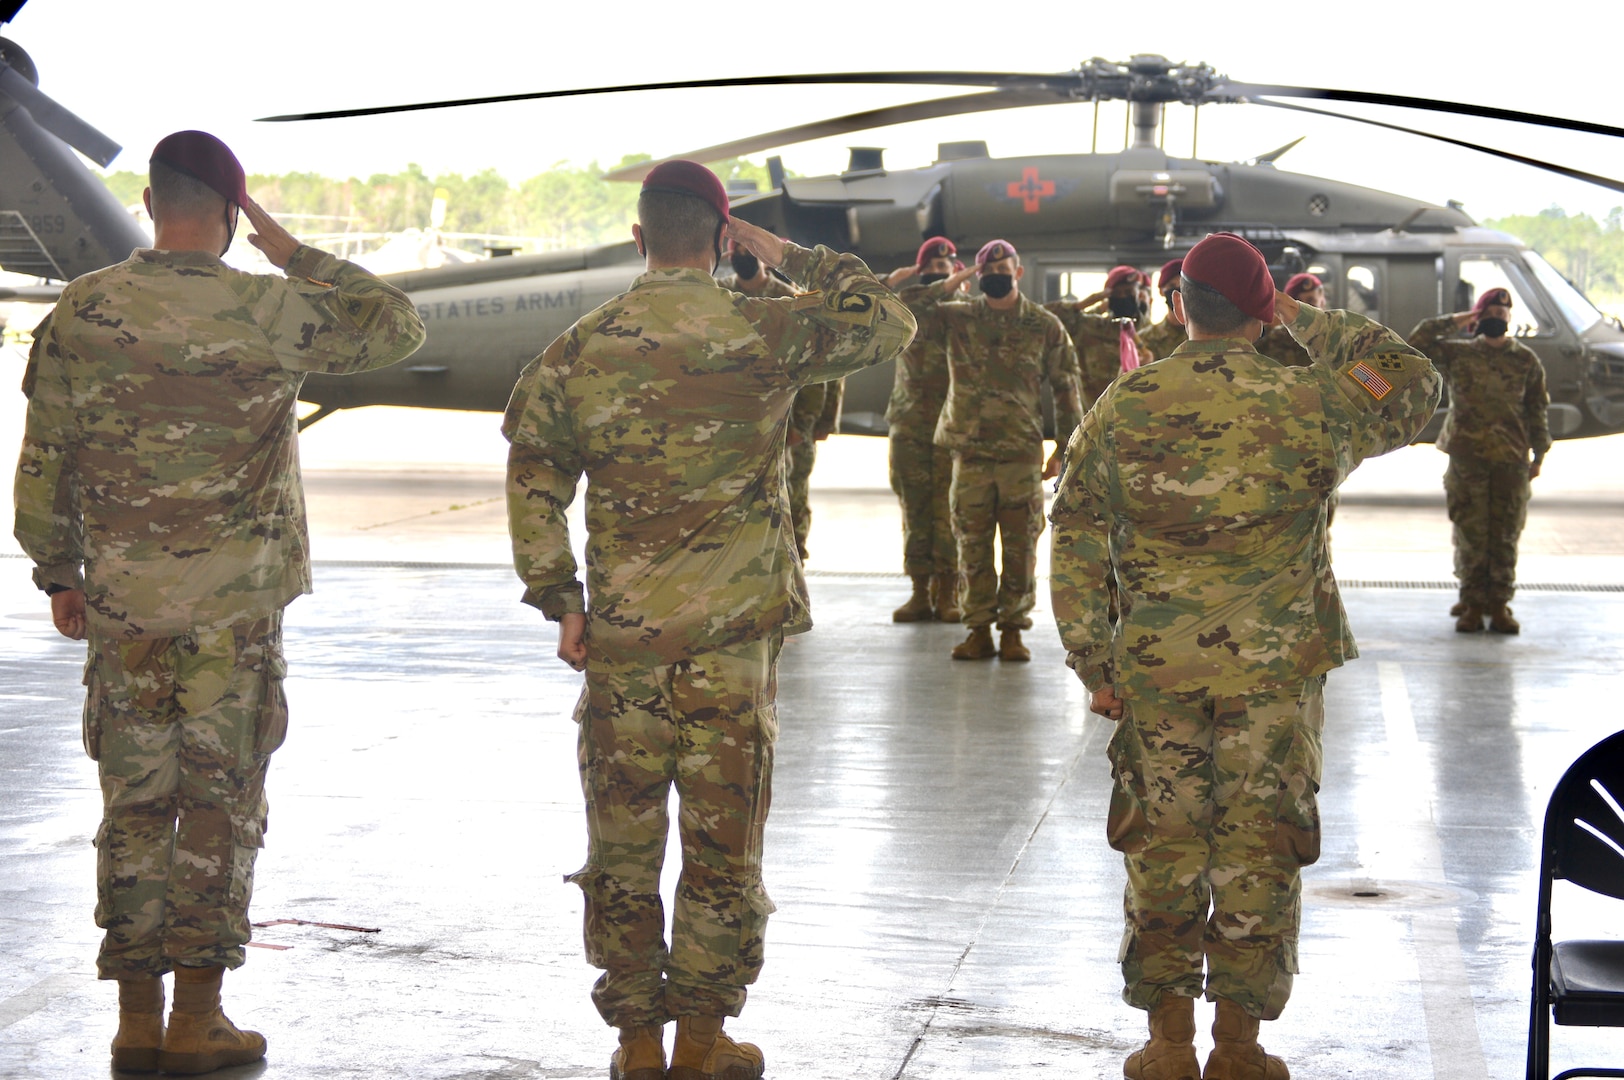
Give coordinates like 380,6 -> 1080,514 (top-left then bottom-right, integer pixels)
950,456 -> 1043,631
786,439 -> 816,560
888,430 -> 957,577
1444,453 -> 1530,608
83,613 -> 287,979
1105,678 -> 1324,1020
568,636 -> 781,1027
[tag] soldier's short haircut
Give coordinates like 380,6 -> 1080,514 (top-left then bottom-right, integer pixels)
148,160 -> 228,222
638,191 -> 722,262
1179,276 -> 1254,334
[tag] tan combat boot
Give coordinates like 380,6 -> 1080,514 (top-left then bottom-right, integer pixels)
1449,599 -> 1467,617
156,965 -> 266,1075
669,1014 -> 764,1080
1454,605 -> 1484,633
933,573 -> 963,623
111,974 -> 164,1073
1202,998 -> 1288,1080
998,628 -> 1031,662
1488,605 -> 1520,634
951,625 -> 997,660
1124,994 -> 1199,1080
892,576 -> 934,622
610,1024 -> 666,1080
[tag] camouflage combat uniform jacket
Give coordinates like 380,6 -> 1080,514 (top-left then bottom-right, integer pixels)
1257,324 -> 1312,368
721,271 -> 843,442
933,294 -> 1083,464
886,281 -> 957,440
14,246 -> 426,639
1407,316 -> 1551,463
503,242 -> 916,666
1051,304 -> 1440,696
1138,313 -> 1184,363
1045,303 -> 1138,406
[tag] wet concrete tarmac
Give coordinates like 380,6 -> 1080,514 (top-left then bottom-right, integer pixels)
4,435 -> 1624,1079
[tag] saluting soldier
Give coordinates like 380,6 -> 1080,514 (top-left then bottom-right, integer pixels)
934,239 -> 1083,662
503,161 -> 914,1080
1051,233 -> 1438,1080
1408,287 -> 1551,633
884,237 -> 965,622
1257,273 -> 1324,367
1046,264 -> 1147,405
1138,258 -> 1186,362
13,131 -> 425,1075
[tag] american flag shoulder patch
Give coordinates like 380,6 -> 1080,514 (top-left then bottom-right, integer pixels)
1348,361 -> 1393,400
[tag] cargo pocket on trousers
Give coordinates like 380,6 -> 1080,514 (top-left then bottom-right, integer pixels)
253,648 -> 289,755
565,864 -> 613,967
1105,716 -> 1152,854
227,818 -> 266,912
1273,721 -> 1323,867
92,819 -> 113,925
81,654 -> 104,762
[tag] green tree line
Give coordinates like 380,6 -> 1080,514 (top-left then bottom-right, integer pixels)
1483,206 -> 1624,309
97,156 -> 781,252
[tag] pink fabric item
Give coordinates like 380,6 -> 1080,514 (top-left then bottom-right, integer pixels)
1119,322 -> 1141,373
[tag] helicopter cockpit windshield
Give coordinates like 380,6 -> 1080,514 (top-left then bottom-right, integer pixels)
1522,250 -> 1604,335
1455,256 -> 1549,337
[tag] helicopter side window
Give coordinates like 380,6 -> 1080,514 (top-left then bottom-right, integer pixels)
1345,265 -> 1379,318
1455,257 -> 1545,336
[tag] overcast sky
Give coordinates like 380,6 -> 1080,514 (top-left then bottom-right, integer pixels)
9,0 -> 1624,225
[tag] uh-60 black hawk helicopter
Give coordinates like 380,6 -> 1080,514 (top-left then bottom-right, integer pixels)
5,41 -> 1624,439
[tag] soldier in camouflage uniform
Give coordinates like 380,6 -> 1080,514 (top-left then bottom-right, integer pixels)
884,237 -> 965,622
503,161 -> 913,1080
12,131 -> 425,1075
1051,233 -> 1438,1080
1407,287 -> 1550,634
1046,264 -> 1148,406
932,239 -> 1082,662
1257,273 -> 1323,368
1138,259 -> 1186,362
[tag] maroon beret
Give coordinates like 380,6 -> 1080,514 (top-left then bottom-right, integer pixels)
150,130 -> 247,206
1157,259 -> 1184,292
1283,272 -> 1322,299
1104,264 -> 1140,290
1181,232 -> 1275,323
916,236 -> 957,267
976,239 -> 1017,266
642,159 -> 730,222
1473,287 -> 1513,314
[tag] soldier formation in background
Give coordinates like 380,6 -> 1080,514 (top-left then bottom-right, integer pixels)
1045,264 -> 1150,405
885,237 -> 966,623
12,131 -> 426,1075
930,240 -> 1083,662
1051,232 -> 1441,1080
1408,287 -> 1552,634
13,123 -> 1554,1078
502,160 -> 914,1080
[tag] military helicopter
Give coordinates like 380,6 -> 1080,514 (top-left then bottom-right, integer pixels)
5,35 -> 1624,438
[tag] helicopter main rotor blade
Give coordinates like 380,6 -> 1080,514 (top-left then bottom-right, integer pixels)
0,62 -> 121,166
1217,81 -> 1624,140
601,89 -> 1066,183
256,71 -> 1075,123
1250,97 -> 1624,196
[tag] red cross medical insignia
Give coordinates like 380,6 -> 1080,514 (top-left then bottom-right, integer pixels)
1006,167 -> 1057,213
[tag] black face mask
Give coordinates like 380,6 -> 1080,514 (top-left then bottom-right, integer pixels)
1108,295 -> 1141,319
980,273 -> 1015,299
730,249 -> 760,280
1477,317 -> 1509,339
920,272 -> 949,285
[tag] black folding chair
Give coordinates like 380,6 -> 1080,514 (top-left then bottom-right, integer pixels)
1528,728 -> 1624,1080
